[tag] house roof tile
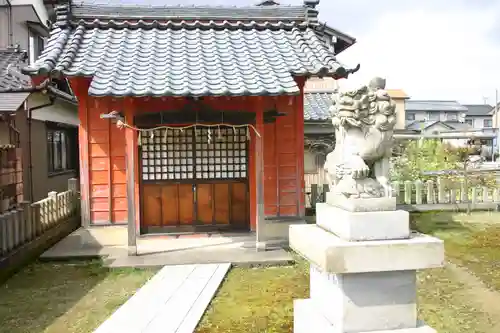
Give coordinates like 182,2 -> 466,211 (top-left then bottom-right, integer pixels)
0,48 -> 32,93
463,104 -> 493,117
71,2 -> 310,22
23,3 -> 358,97
406,100 -> 467,112
304,92 -> 334,121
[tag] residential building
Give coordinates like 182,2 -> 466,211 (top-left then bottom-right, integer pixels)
405,100 -> 467,125
0,0 -> 79,205
403,100 -> 471,136
303,78 -> 337,201
22,0 -> 358,250
463,104 -> 493,129
386,89 -> 410,130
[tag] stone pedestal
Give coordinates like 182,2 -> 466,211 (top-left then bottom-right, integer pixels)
289,198 -> 444,333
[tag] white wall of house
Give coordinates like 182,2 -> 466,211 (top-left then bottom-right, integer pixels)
406,110 -> 464,122
465,116 -> 493,129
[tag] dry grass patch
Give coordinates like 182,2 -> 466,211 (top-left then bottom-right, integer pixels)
0,260 -> 157,333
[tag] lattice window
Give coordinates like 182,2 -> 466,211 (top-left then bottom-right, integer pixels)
194,128 -> 247,180
141,128 -> 194,181
140,126 -> 248,181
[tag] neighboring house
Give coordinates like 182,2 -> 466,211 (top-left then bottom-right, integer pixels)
402,100 -> 497,154
303,78 -> 336,203
464,104 -> 494,129
386,89 -> 410,130
22,0 -> 358,250
405,100 -> 467,127
0,0 -> 79,205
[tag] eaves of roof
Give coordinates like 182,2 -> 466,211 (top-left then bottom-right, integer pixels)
22,3 -> 359,98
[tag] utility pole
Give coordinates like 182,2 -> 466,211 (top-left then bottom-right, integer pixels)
496,89 -> 499,162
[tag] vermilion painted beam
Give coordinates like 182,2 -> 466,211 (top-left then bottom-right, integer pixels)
124,98 -> 138,255
254,97 -> 266,250
68,77 -> 91,227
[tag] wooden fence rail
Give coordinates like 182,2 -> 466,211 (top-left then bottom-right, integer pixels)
306,178 -> 500,212
0,178 -> 79,264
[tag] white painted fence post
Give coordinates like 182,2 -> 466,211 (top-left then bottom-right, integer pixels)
437,178 -> 446,204
482,186 -> 489,203
404,180 -> 412,205
392,181 -> 400,202
471,187 -> 478,208
426,180 -> 434,204
460,179 -> 468,203
48,191 -> 57,225
414,180 -> 423,205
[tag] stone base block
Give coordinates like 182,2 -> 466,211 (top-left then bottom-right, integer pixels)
316,203 -> 410,241
310,266 -> 417,331
294,299 -> 436,333
326,192 -> 397,212
290,225 -> 444,274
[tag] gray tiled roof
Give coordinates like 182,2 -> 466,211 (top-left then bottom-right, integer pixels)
406,100 -> 467,112
304,92 -> 334,121
0,48 -> 32,93
406,120 -> 472,131
71,2 -> 310,22
463,104 -> 493,117
23,3 -> 356,97
0,92 -> 30,112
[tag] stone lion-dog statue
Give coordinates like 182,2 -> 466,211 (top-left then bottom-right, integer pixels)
324,77 -> 397,199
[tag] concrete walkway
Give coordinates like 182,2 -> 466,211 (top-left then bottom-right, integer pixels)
41,227 -> 294,267
95,263 -> 231,333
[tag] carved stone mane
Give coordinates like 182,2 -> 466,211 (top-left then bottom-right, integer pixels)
325,77 -> 396,199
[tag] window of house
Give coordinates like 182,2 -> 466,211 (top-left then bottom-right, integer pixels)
29,31 -> 46,64
465,118 -> 473,126
427,112 -> 439,121
47,126 -> 77,174
405,112 -> 416,121
484,119 -> 493,128
446,112 -> 458,121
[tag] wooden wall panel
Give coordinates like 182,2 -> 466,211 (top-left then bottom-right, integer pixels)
178,184 -> 194,225
197,184 -> 213,224
263,122 -> 277,216
261,94 -> 305,218
231,182 -> 248,229
84,96 -> 128,224
214,183 -> 230,224
161,184 -> 179,225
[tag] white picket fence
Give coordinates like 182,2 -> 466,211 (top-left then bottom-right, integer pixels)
305,177 -> 500,212
392,179 -> 500,212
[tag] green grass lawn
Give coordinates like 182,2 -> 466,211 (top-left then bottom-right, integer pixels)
1,212 -> 500,333
0,261 -> 157,333
197,212 -> 500,333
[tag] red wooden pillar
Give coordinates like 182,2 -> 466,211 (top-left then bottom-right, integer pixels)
254,97 -> 266,250
124,98 -> 138,255
295,78 -> 306,217
69,78 -> 91,227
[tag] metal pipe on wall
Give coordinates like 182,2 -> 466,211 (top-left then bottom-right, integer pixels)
4,0 -> 13,46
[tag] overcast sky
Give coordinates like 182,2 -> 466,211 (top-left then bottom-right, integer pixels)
319,0 -> 500,105
112,0 -> 500,104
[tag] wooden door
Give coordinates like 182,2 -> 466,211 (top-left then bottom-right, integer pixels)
140,126 -> 250,233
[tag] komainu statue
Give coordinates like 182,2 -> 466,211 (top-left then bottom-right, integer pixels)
324,77 -> 396,199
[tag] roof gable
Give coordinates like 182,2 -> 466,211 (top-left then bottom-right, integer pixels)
406,120 -> 472,131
